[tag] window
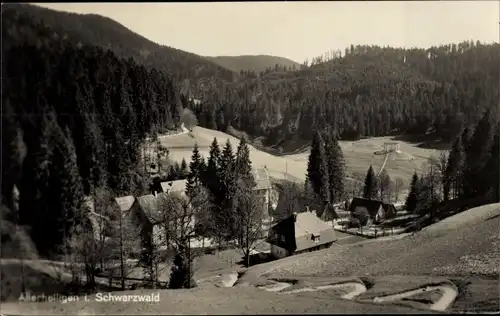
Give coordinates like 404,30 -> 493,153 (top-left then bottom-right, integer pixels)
312,234 -> 320,242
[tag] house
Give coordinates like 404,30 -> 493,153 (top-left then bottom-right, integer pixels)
266,211 -> 337,259
348,197 -> 397,226
160,179 -> 188,197
129,191 -> 195,249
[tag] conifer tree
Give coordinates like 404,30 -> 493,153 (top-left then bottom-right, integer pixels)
180,158 -> 188,178
363,165 -> 378,199
445,135 -> 465,199
378,169 -> 391,201
324,131 -> 345,203
482,126 -> 500,202
18,114 -> 53,255
463,110 -> 493,198
405,172 -> 420,213
48,124 -> 86,253
204,138 -> 221,195
235,137 -> 255,188
307,131 -> 330,204
219,139 -> 237,238
186,143 -> 203,199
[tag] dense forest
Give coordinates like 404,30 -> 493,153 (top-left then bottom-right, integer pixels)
2,37 -> 184,255
4,4 -> 499,148
193,42 -> 500,147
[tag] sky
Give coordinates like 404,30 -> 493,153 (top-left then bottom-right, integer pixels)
34,1 -> 499,63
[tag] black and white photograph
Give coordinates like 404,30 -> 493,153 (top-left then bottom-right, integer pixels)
1,1 -> 499,314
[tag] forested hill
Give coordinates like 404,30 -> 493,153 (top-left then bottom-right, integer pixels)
192,42 -> 500,148
206,55 -> 301,74
2,36 -> 185,254
1,3 -> 236,94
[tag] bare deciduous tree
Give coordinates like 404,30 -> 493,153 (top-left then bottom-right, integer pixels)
234,182 -> 264,268
109,211 -> 141,290
430,152 -> 449,201
378,169 -> 391,202
152,187 -> 211,288
394,177 -> 405,203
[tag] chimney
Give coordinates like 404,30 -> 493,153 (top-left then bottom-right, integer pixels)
152,190 -> 157,197
293,212 -> 297,222
306,206 -> 310,213
312,209 -> 317,217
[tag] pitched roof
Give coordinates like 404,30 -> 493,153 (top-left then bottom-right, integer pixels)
349,197 -> 384,218
268,211 -> 337,252
136,194 -> 163,224
135,191 -> 190,225
253,167 -> 271,191
160,179 -> 188,196
294,211 -> 333,239
115,196 -> 136,213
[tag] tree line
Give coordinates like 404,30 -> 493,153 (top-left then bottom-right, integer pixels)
189,41 -> 499,148
405,110 -> 500,214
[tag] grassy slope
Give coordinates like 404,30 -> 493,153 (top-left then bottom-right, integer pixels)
2,204 -> 497,313
240,203 -> 500,312
206,55 -> 301,73
244,203 -> 500,278
163,127 -> 442,183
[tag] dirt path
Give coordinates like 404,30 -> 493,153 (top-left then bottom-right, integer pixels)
377,153 -> 390,176
372,284 -> 458,311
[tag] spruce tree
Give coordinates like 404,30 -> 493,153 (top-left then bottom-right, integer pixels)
307,131 -> 330,204
219,139 -> 235,186
363,165 -> 378,199
324,131 -> 345,203
405,172 -> 420,213
18,114 -> 53,256
219,139 -> 237,238
445,135 -> 465,199
235,137 -> 255,188
463,110 -> 493,198
186,143 -> 203,199
482,127 -> 500,202
180,158 -> 188,178
378,169 -> 391,201
48,125 -> 86,253
204,138 -> 221,194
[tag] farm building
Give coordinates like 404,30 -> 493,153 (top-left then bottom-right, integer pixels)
349,197 -> 397,226
266,211 -> 337,259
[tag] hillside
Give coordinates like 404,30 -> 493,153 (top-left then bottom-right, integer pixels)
3,203 -> 498,314
159,126 -> 441,185
191,42 -> 500,150
206,55 -> 301,73
1,3 -> 235,93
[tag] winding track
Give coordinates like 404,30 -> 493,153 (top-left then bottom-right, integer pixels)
377,152 -> 390,176
372,284 -> 458,312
